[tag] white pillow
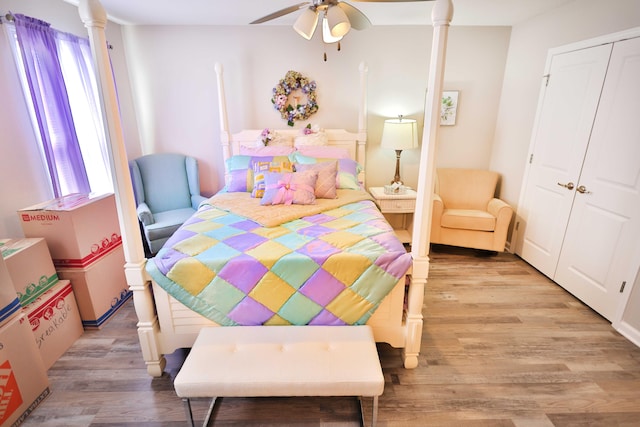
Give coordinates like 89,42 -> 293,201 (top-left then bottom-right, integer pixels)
255,131 -> 293,148
294,131 -> 329,147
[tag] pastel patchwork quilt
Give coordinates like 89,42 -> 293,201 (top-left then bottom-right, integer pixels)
146,192 -> 412,326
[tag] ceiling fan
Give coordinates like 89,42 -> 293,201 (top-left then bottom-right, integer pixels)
251,0 -> 432,46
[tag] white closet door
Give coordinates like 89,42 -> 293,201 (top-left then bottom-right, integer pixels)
554,37 -> 640,321
517,44 -> 612,278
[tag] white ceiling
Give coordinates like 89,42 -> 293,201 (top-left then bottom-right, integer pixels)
63,0 -> 574,27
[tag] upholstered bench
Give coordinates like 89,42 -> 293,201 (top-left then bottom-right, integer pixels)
174,325 -> 385,426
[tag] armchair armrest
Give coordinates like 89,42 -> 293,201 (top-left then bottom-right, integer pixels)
487,198 -> 513,251
487,198 -> 512,224
432,193 -> 444,218
136,202 -> 154,226
192,195 -> 208,210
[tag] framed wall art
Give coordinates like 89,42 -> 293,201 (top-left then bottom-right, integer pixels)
441,91 -> 459,126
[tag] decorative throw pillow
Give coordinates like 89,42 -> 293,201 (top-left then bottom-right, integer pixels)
294,161 -> 338,199
289,153 -> 362,190
251,160 -> 293,198
224,155 -> 290,192
225,168 -> 253,193
260,170 -> 318,206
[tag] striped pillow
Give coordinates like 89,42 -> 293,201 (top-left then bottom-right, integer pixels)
224,155 -> 290,192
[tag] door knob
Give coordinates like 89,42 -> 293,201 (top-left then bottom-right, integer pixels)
557,182 -> 575,190
577,185 -> 592,194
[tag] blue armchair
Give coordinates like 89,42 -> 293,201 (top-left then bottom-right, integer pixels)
129,153 -> 207,255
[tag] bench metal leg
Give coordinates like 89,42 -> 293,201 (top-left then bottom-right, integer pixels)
183,398 -> 195,427
372,396 -> 378,427
183,397 -> 217,427
358,396 -> 379,427
203,397 -> 217,427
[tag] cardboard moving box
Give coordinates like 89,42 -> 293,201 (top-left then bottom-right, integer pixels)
24,280 -> 84,370
56,245 -> 131,329
0,313 -> 50,426
0,255 -> 21,328
0,238 -> 59,307
18,193 -> 121,269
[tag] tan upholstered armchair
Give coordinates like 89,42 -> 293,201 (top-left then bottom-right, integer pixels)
430,168 -> 513,252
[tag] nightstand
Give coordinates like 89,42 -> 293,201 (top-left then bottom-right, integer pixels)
368,187 -> 417,244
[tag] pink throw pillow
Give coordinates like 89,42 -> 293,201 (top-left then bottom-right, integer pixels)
294,161 -> 338,199
251,161 -> 293,198
260,170 -> 318,206
296,146 -> 351,159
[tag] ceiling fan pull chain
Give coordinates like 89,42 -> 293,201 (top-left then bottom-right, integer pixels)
324,51 -> 327,62
337,41 -> 341,51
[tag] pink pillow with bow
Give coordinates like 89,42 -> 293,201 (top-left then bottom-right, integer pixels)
251,160 -> 293,198
260,170 -> 318,206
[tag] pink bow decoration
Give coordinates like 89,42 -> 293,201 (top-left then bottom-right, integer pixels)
265,174 -> 314,205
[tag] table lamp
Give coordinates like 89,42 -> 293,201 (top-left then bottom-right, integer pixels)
380,115 -> 418,193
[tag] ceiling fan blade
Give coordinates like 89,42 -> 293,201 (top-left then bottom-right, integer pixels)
337,2 -> 372,31
350,0 -> 433,2
250,2 -> 311,24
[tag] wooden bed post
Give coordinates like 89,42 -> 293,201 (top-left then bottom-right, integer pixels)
215,63 -> 231,160
78,0 -> 166,376
405,0 -> 453,369
357,62 -> 368,167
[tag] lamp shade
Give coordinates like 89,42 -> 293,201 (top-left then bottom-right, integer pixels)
322,16 -> 343,43
380,118 -> 418,151
294,8 -> 319,40
326,5 -> 351,37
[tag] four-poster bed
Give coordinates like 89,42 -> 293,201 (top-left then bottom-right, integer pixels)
77,0 -> 453,377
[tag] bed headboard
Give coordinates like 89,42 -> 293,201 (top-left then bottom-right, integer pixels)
222,128 -> 366,184
214,63 -> 369,186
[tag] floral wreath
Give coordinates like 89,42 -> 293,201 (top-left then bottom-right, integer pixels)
271,70 -> 319,126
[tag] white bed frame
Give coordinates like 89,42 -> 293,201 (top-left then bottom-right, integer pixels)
148,63 -> 412,368
78,0 -> 453,377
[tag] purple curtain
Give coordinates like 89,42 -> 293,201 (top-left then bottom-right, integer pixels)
13,14 -> 90,197
56,31 -> 114,195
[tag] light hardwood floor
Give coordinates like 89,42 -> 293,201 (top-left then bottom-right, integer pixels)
21,245 -> 640,426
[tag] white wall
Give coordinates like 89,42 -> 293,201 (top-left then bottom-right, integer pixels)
121,24 -> 511,197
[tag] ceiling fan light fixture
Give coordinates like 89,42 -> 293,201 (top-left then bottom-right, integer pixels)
322,15 -> 343,43
326,5 -> 351,38
293,7 -> 319,40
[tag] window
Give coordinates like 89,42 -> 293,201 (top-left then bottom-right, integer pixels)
3,14 -> 113,197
